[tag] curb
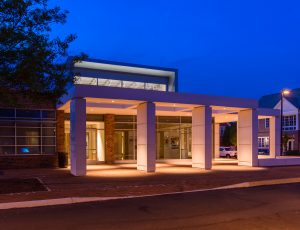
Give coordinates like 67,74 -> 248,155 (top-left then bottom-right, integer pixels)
1,177 -> 300,210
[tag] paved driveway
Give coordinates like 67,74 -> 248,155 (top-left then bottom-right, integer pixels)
1,183 -> 300,230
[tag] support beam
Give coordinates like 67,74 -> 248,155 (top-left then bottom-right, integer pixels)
192,106 -> 212,169
214,123 -> 220,159
270,116 -> 280,158
137,102 -> 156,172
70,98 -> 86,176
238,109 -> 258,166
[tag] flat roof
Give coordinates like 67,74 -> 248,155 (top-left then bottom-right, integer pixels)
74,58 -> 177,78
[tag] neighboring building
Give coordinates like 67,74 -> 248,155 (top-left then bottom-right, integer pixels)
259,88 -> 300,152
0,58 -> 285,173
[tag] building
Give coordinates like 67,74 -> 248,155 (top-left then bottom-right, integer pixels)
0,92 -> 57,169
259,88 -> 300,152
0,58 -> 289,174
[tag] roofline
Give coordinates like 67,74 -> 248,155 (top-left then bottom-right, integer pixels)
58,85 -> 258,109
68,56 -> 178,73
260,87 -> 300,99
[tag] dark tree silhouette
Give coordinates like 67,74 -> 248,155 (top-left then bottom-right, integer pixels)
0,0 -> 86,105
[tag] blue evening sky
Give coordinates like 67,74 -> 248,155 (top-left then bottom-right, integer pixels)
49,0 -> 300,99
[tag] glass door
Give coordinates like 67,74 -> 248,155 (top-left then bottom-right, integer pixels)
86,128 -> 97,161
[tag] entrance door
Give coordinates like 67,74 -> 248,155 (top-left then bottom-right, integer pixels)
86,128 -> 97,161
64,121 -> 105,164
287,139 -> 294,151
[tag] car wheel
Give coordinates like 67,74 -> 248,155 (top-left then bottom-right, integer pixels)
226,154 -> 230,159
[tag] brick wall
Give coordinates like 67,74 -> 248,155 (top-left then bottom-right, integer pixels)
0,155 -> 58,169
56,110 -> 65,153
104,114 -> 115,164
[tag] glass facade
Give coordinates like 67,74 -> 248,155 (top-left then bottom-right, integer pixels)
114,115 -> 137,160
64,122 -> 105,162
113,115 -> 192,160
156,116 -> 192,159
75,76 -> 167,91
0,108 -> 56,155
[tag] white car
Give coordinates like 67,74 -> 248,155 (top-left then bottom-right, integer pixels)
219,147 -> 237,158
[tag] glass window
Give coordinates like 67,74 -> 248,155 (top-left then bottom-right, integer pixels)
0,146 -> 15,155
17,137 -> 40,145
0,121 -> 15,127
123,81 -> 145,89
157,116 -> 192,160
16,121 -> 41,127
76,76 -> 97,85
181,116 -> 192,123
114,130 -> 136,160
258,137 -> 269,148
265,118 -> 270,128
283,115 -> 297,131
157,116 -> 180,123
98,78 -> 122,87
0,127 -> 15,136
0,109 -> 14,118
115,115 -> 136,122
16,109 -> 41,119
42,146 -> 56,154
42,110 -> 56,119
42,137 -> 55,145
17,146 -> 41,154
145,83 -> 167,91
0,137 -> 15,145
17,128 -> 40,136
42,122 -> 56,127
115,123 -> 136,130
42,128 -> 55,136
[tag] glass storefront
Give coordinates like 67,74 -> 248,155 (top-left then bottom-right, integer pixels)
64,114 -> 193,162
113,115 -> 192,160
65,121 -> 105,162
114,115 -> 137,160
0,108 -> 56,155
156,116 -> 192,159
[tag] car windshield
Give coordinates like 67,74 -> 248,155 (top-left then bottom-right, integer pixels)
224,147 -> 231,151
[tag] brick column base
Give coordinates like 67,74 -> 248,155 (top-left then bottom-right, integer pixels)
56,110 -> 65,153
104,114 -> 115,164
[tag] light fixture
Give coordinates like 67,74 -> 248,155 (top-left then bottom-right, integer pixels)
281,89 -> 290,96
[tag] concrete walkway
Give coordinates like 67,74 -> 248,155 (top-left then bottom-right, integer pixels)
2,162 -> 300,206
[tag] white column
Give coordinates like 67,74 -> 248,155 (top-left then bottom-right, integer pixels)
192,106 -> 212,169
270,116 -> 280,158
70,98 -> 86,176
238,109 -> 258,166
137,102 -> 156,172
214,123 -> 220,158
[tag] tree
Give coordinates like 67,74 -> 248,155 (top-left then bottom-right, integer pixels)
221,122 -> 237,146
0,0 -> 86,105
